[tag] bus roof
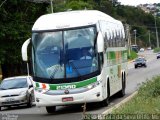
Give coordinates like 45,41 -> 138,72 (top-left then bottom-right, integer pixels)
32,10 -> 123,31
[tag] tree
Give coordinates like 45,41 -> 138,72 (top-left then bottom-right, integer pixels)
0,0 -> 48,78
47,0 -> 93,13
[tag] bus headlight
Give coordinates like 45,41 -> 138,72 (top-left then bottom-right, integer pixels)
87,80 -> 101,89
35,88 -> 48,93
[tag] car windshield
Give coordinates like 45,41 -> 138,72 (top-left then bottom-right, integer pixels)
136,58 -> 145,62
32,26 -> 99,80
0,78 -> 28,90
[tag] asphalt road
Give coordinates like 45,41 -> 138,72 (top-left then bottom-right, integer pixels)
1,50 -> 160,120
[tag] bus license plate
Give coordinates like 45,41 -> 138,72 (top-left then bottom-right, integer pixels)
62,97 -> 73,102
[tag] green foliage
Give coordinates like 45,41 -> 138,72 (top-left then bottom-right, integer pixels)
66,1 -> 92,10
128,50 -> 137,60
113,76 -> 160,114
0,0 -> 48,77
138,76 -> 160,98
47,0 -> 93,13
115,5 -> 160,48
153,47 -> 160,53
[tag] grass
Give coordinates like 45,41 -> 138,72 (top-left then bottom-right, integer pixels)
153,48 -> 160,53
111,76 -> 160,115
128,50 -> 138,61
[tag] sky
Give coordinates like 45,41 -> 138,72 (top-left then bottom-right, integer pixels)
118,0 -> 160,6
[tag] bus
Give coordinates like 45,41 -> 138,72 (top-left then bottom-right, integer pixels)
21,10 -> 127,113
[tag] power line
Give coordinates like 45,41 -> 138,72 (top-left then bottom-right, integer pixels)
0,0 -> 7,8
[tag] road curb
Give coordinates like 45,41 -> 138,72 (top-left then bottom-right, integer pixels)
128,60 -> 134,63
102,91 -> 138,115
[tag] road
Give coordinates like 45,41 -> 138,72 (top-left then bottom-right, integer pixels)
1,50 -> 160,120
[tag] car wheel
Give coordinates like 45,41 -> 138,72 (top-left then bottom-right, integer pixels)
0,107 -> 1,111
27,95 -> 32,108
135,65 -> 137,69
46,106 -> 56,113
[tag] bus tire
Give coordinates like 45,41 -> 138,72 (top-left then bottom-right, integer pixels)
101,80 -> 110,106
117,73 -> 126,97
46,106 -> 56,113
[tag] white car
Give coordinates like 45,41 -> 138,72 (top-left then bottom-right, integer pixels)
147,47 -> 152,50
0,76 -> 34,110
139,48 -> 145,52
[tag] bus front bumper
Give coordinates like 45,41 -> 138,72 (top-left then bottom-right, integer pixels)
35,85 -> 103,107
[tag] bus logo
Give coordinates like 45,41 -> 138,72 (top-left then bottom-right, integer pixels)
56,85 -> 76,90
64,90 -> 69,94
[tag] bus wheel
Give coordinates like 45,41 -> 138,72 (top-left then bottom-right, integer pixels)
118,74 -> 126,97
46,106 -> 56,113
101,80 -> 110,106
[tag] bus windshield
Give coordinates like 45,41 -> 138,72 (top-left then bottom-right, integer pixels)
32,26 -> 99,80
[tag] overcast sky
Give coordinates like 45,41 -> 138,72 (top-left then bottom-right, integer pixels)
118,0 -> 160,6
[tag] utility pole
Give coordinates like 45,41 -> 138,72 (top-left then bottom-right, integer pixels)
133,29 -> 137,45
125,24 -> 131,57
154,15 -> 159,48
128,28 -> 132,57
148,30 -> 151,47
50,0 -> 53,13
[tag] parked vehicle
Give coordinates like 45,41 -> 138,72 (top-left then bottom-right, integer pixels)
134,57 -> 147,68
157,53 -> 160,59
0,76 -> 34,110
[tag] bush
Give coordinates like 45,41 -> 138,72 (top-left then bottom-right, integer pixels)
112,76 -> 160,114
138,76 -> 160,98
153,48 -> 160,53
128,50 -> 138,60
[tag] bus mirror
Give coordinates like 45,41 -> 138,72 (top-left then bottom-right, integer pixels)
97,32 -> 104,53
21,38 -> 31,61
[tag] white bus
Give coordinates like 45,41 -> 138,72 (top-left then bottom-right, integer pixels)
22,10 -> 127,113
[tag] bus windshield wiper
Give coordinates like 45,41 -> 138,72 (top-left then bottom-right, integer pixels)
48,65 -> 60,79
7,87 -> 21,89
0,88 -> 6,90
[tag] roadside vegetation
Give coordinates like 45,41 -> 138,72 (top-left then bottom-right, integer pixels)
112,76 -> 160,115
128,50 -> 138,61
153,48 -> 160,53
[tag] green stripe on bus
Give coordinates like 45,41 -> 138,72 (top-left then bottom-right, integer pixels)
49,77 -> 97,90
109,51 -> 116,59
36,82 -> 40,87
